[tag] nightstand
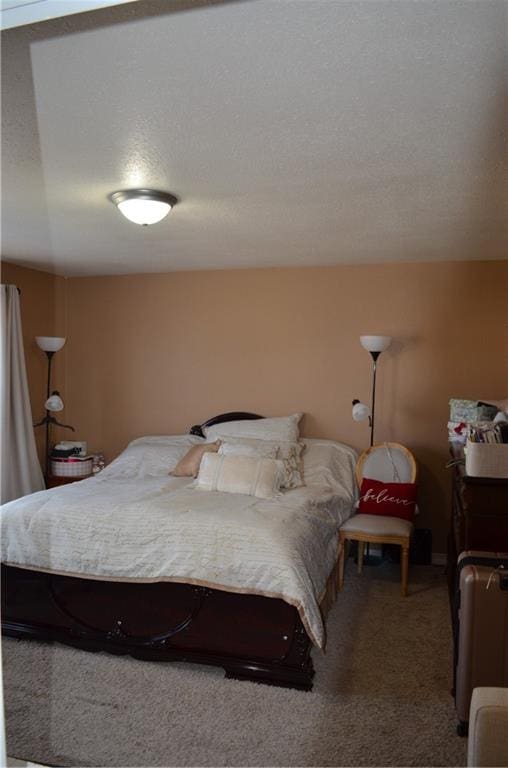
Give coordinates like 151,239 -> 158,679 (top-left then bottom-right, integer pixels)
46,474 -> 93,488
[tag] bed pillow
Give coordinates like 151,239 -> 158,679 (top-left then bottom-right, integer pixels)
358,477 -> 417,522
171,441 -> 221,477
276,441 -> 305,490
218,437 -> 305,490
195,453 -> 284,499
99,435 -> 205,479
203,414 -> 302,443
302,439 -> 358,499
219,437 -> 279,459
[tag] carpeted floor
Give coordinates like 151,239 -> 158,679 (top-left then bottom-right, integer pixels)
3,563 -> 467,767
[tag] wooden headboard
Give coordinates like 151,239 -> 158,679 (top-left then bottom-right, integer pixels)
190,412 -> 263,439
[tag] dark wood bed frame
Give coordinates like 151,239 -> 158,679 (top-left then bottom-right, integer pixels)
1,413 -> 315,690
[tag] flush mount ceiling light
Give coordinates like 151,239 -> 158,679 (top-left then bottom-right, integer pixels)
108,189 -> 178,226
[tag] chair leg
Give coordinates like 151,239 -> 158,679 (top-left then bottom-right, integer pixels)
358,541 -> 365,574
338,535 -> 345,590
401,544 -> 409,597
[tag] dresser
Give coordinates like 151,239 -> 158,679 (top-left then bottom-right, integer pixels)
448,445 -> 508,604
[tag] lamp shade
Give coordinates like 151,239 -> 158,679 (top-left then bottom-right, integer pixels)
352,401 -> 371,422
45,394 -> 64,412
109,189 -> 178,226
36,336 -> 66,352
360,335 -> 392,353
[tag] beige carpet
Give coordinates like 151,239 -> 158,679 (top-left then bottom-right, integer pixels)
3,563 -> 467,767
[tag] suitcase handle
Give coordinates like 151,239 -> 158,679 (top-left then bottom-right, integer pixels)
486,565 -> 507,590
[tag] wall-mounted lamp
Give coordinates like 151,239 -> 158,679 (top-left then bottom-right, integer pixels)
352,334 -> 392,447
33,336 -> 74,481
108,189 -> 178,226
352,400 -> 371,423
45,393 -> 64,412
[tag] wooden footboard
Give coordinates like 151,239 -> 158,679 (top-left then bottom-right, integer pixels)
1,565 -> 314,690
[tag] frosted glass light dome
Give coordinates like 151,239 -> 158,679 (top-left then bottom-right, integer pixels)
36,336 -> 66,352
45,393 -> 64,412
352,401 -> 371,422
109,189 -> 178,226
360,335 -> 392,353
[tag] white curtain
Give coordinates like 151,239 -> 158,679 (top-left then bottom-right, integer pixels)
1,285 -> 45,503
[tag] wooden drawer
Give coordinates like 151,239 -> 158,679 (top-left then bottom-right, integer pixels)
452,460 -> 508,553
46,474 -> 92,488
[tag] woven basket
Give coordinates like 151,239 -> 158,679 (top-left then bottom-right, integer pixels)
50,457 -> 93,478
465,440 -> 508,479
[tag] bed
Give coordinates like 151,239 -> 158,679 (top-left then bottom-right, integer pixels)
1,412 -> 357,690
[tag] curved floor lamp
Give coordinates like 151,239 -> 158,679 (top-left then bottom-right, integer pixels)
352,335 -> 392,447
33,336 -> 74,481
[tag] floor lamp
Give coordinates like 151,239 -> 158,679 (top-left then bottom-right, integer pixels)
33,336 -> 74,481
352,335 -> 392,446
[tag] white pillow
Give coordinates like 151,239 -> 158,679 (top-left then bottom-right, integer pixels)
219,437 -> 279,459
195,453 -> 284,499
204,414 -> 302,443
277,441 -> 305,490
302,439 -> 358,498
99,435 -> 204,479
218,437 -> 305,490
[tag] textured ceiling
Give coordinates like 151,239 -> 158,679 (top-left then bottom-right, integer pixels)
1,0 -> 507,276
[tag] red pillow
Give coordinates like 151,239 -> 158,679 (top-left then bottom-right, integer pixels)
358,477 -> 417,522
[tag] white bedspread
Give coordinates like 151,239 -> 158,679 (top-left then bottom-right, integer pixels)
1,438 -> 357,648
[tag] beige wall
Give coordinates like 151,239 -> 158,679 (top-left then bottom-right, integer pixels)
1,261 -> 67,460
3,259 -> 507,552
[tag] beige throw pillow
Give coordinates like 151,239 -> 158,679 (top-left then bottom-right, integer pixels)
277,441 -> 305,490
219,437 -> 279,459
170,441 -> 220,477
218,437 -> 305,490
195,453 -> 284,499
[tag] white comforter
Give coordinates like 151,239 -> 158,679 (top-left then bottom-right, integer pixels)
1,436 -> 357,648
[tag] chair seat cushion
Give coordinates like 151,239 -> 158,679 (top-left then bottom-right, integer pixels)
341,513 -> 413,538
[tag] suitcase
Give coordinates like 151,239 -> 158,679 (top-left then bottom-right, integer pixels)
454,551 -> 508,735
